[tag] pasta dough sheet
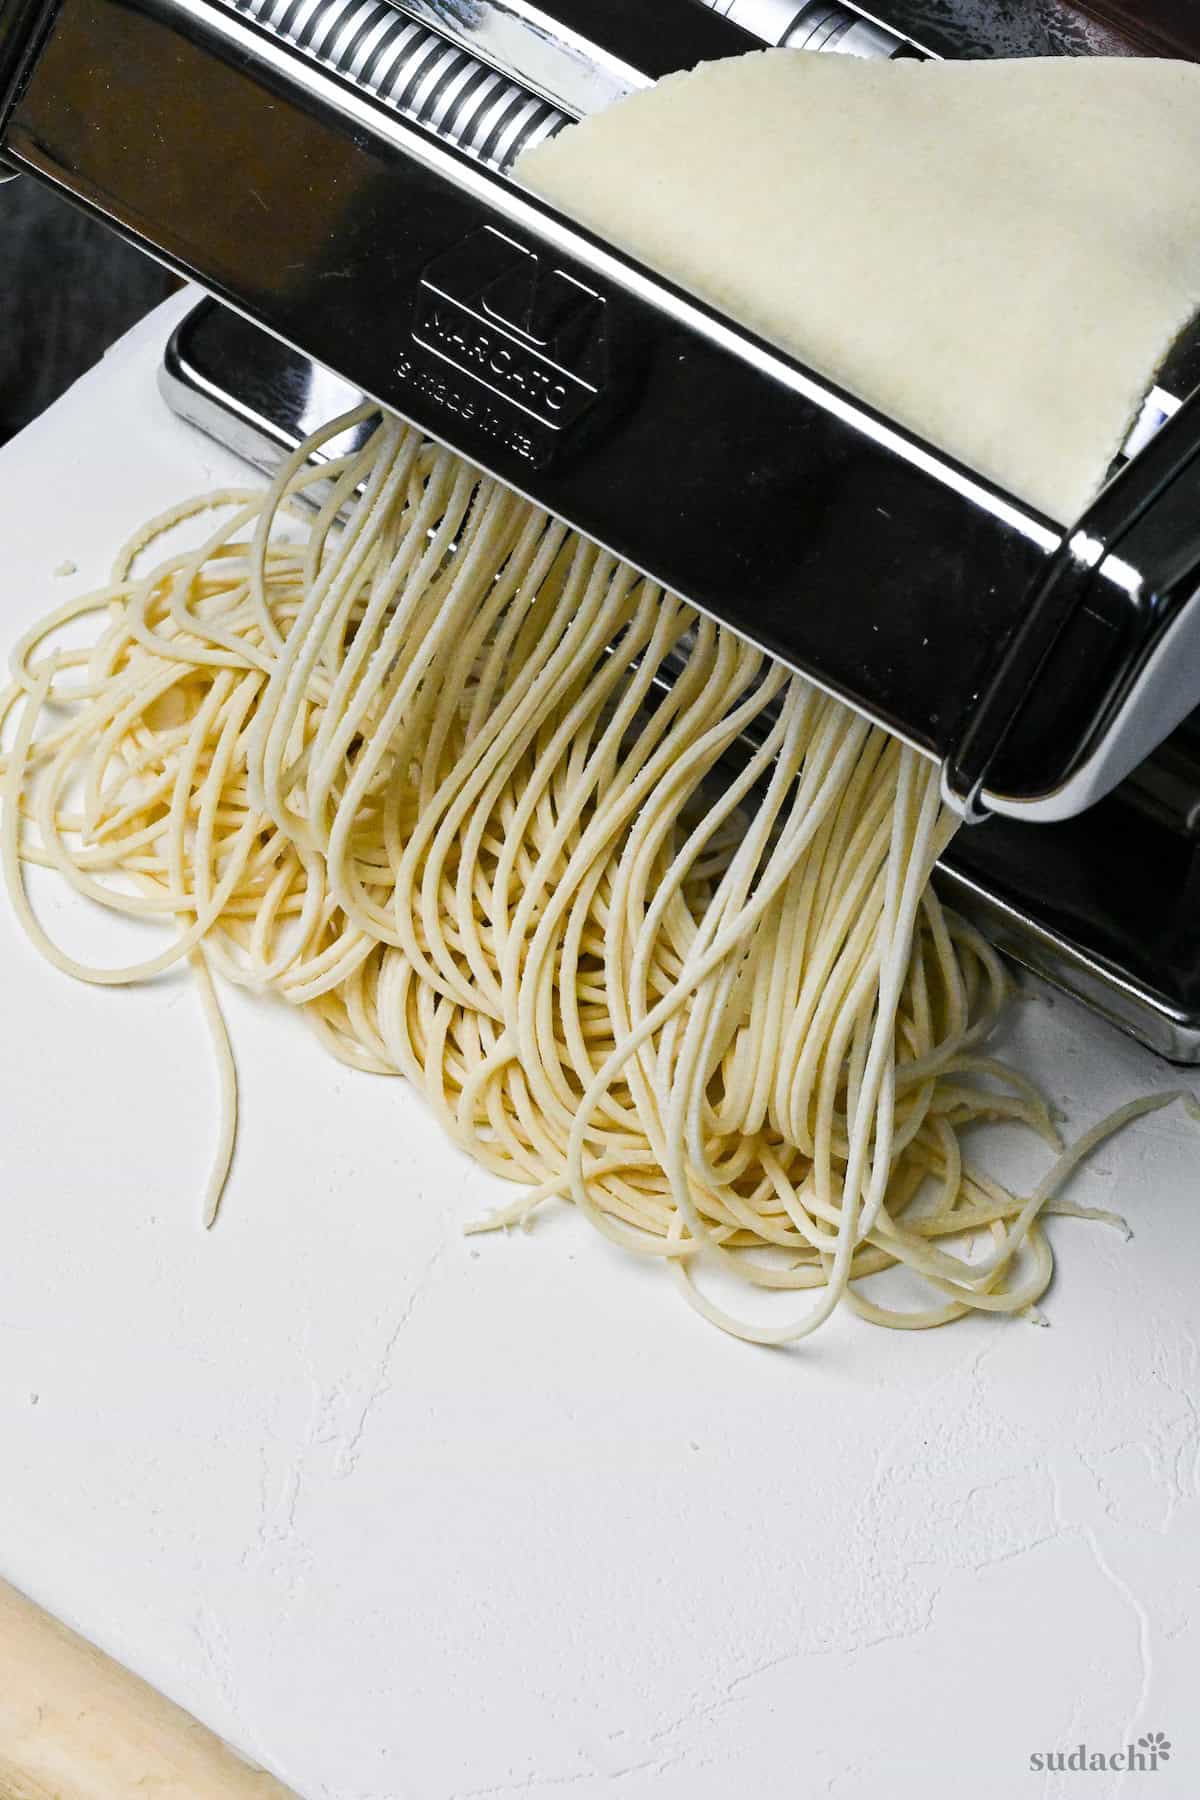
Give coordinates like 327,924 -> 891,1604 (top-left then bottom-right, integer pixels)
518,52 -> 1200,524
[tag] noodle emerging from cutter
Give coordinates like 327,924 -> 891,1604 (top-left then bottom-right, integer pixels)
3,406 -> 1161,1342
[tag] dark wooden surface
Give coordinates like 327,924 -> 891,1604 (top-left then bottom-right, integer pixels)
0,177 -> 178,446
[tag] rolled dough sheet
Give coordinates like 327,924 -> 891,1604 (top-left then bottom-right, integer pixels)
518,52 -> 1200,524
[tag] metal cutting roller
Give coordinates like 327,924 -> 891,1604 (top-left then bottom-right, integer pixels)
4,0 -> 1200,1055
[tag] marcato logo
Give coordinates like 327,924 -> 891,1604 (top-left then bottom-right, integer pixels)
1030,1731 -> 1173,1773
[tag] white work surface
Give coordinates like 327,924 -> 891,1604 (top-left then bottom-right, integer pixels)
2,295 -> 1199,1800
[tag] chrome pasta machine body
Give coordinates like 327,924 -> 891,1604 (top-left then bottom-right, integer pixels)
5,0 -> 1200,1057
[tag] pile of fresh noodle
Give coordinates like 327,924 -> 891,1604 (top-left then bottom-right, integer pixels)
1,408 -> 1172,1342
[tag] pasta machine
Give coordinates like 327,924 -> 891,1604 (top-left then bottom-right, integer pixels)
5,0 -> 1200,1057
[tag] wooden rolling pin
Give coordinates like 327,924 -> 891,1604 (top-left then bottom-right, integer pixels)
0,1578 -> 300,1798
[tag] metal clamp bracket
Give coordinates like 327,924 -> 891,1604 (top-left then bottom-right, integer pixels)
946,384 -> 1200,821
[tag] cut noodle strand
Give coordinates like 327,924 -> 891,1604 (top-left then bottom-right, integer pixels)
2,412 -> 1181,1339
